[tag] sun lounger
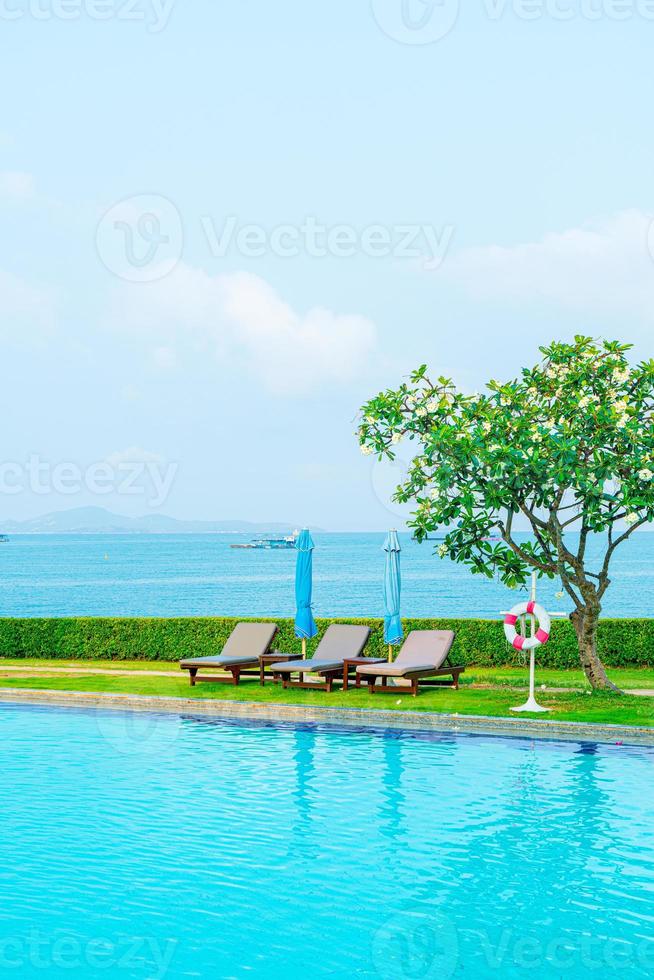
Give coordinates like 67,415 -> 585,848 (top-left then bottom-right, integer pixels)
273,624 -> 371,692
180,622 -> 278,686
356,629 -> 462,697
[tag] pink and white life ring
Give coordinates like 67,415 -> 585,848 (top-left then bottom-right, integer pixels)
504,601 -> 551,651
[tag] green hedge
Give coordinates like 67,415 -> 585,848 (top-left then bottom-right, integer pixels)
0,617 -> 650,669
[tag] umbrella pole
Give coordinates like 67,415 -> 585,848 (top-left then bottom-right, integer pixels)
302,638 -> 306,659
388,643 -> 392,663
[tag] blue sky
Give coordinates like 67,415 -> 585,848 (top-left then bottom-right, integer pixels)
1,1 -> 654,529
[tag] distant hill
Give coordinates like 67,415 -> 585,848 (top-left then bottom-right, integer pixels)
0,507 -> 318,535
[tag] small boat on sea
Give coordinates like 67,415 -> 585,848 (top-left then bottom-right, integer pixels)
0,535 -> 9,543
231,532 -> 299,551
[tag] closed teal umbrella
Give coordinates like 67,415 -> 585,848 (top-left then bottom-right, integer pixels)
295,528 -> 317,656
383,530 -> 403,662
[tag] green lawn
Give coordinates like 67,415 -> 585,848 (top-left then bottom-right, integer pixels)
461,666 -> 654,690
0,658 -> 181,672
1,659 -> 652,691
0,671 -> 651,728
0,657 -> 654,690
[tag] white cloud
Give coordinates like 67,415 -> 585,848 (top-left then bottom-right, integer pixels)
152,345 -> 177,370
0,171 -> 35,204
118,384 -> 143,403
440,210 -> 654,322
0,268 -> 54,336
111,265 -> 377,394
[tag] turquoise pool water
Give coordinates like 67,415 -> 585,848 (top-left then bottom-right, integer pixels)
1,704 -> 652,979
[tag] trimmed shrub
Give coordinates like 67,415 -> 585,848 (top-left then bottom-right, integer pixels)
0,617 -> 650,668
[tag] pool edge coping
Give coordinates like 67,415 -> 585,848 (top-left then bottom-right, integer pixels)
0,687 -> 652,745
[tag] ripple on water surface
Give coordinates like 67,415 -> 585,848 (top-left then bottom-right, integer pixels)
0,704 -> 653,978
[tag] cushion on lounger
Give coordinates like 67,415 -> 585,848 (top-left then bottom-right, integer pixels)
394,630 -> 454,668
179,622 -> 277,668
273,658 -> 343,674
356,661 -> 437,677
221,622 -> 278,659
180,654 -> 261,668
356,630 -> 455,677
272,626 -> 370,674
314,623 -> 370,660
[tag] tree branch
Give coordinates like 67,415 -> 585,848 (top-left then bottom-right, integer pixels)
502,509 -> 557,575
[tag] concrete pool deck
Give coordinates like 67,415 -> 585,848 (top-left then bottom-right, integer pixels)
1,687 -> 652,746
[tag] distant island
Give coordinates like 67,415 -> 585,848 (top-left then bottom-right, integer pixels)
0,507 -> 321,535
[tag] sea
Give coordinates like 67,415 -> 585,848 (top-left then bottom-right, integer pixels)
0,531 -> 652,619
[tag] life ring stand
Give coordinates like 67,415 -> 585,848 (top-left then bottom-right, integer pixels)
504,600 -> 551,651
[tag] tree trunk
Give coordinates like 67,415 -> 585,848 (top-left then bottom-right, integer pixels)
570,605 -> 621,693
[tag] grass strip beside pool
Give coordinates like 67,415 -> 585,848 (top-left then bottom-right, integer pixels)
463,666 -> 654,690
0,661 -> 653,690
0,673 -> 651,727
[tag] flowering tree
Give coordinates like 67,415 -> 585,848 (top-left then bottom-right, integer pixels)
358,337 -> 654,691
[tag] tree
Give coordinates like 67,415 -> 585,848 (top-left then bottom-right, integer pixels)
358,337 -> 654,691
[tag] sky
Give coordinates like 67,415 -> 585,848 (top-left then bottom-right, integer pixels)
1,0 -> 654,529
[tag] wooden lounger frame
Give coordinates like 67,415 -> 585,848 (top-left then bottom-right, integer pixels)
277,668 -> 342,693
361,658 -> 465,697
186,665 -> 260,686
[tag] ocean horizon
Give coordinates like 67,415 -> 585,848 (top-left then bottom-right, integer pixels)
0,531 -> 652,620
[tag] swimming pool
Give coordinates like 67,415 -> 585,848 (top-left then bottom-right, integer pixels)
1,704 -> 652,979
